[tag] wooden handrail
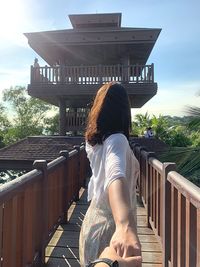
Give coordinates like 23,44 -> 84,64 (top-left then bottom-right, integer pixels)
167,170 -> 200,267
0,145 -> 89,267
131,141 -> 200,267
31,64 -> 154,84
0,169 -> 42,204
168,171 -> 200,206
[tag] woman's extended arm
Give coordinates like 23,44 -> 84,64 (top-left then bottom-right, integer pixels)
108,178 -> 141,258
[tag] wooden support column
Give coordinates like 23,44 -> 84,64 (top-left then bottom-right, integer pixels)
59,99 -> 66,136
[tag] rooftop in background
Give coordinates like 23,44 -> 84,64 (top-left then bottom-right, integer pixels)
0,136 -> 167,171
24,12 -> 161,66
0,136 -> 84,170
69,13 -> 122,28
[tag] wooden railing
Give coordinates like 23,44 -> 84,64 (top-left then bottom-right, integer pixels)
31,64 -> 154,85
0,145 -> 89,267
1,139 -> 198,267
131,142 -> 200,267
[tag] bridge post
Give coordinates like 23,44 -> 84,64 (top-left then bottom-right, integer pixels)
162,162 -> 176,267
137,146 -> 147,202
145,151 -> 156,228
33,160 -> 48,266
73,145 -> 81,201
59,150 -> 69,223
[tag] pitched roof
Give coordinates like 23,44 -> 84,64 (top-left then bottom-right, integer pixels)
0,136 -> 84,170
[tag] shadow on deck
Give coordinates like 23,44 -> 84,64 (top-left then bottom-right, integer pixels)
45,187 -> 162,267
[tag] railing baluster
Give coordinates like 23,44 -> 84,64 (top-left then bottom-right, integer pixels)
177,192 -> 186,267
197,209 -> 200,267
157,172 -> 161,236
171,185 -> 178,267
3,200 -> 13,267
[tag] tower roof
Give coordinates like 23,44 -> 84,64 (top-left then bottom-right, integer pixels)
69,13 -> 122,29
24,13 -> 161,66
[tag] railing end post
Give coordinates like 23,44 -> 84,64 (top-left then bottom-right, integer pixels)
163,162 -> 176,178
33,160 -> 47,171
73,145 -> 80,153
59,150 -> 69,158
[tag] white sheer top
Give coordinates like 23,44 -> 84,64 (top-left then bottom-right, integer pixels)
86,133 -> 139,209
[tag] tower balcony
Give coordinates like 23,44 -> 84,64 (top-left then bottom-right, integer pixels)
28,64 -> 157,108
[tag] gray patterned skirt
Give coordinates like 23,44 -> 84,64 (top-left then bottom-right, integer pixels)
79,199 -> 115,267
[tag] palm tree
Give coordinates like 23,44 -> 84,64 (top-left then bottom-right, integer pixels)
132,112 -> 151,136
159,95 -> 200,186
187,106 -> 200,129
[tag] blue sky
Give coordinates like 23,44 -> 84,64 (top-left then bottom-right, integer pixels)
0,0 -> 200,117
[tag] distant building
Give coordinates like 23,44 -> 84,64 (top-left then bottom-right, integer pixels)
24,13 -> 161,135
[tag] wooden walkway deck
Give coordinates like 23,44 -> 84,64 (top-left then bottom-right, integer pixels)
45,188 -> 162,267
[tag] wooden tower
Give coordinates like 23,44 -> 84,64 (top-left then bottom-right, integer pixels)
25,13 -> 161,135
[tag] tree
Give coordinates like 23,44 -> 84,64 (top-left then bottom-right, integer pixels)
0,103 -> 10,147
151,115 -> 169,140
186,106 -> 200,130
2,86 -> 53,144
44,112 -> 59,135
159,96 -> 200,186
132,112 -> 151,136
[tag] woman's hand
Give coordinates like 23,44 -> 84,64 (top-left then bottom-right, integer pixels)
110,225 -> 141,258
99,246 -> 142,267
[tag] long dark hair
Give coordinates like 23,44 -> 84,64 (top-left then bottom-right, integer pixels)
85,82 -> 132,146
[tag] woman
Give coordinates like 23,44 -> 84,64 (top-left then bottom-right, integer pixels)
79,82 -> 141,266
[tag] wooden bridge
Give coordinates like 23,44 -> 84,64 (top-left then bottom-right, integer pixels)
0,142 -> 199,267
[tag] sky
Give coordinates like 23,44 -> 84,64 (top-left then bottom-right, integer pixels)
0,0 -> 200,117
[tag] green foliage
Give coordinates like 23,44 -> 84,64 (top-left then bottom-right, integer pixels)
159,147 -> 200,187
132,112 -> 200,186
132,113 -> 195,147
1,86 -> 53,145
0,170 -> 28,184
44,113 -> 59,135
151,115 -> 169,140
0,103 -> 11,148
186,106 -> 200,130
189,131 -> 200,147
132,112 -> 151,135
164,128 -> 192,147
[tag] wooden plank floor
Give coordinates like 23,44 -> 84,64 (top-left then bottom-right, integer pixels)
46,188 -> 162,267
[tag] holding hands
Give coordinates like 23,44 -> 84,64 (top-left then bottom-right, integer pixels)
99,246 -> 142,267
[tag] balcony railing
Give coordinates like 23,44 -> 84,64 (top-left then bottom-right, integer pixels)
31,64 -> 154,85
